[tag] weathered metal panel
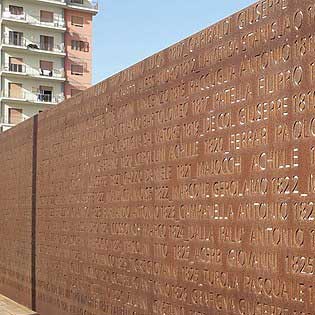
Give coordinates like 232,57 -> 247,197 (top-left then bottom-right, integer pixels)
4,0 -> 315,314
36,0 -> 315,314
0,120 -> 34,308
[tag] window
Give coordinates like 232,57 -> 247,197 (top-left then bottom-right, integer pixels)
9,57 -> 24,73
40,60 -> 53,76
38,86 -> 53,102
9,83 -> 23,98
70,0 -> 84,4
40,35 -> 54,51
71,40 -> 89,52
71,15 -> 84,27
40,10 -> 54,23
9,31 -> 23,46
71,89 -> 81,97
71,64 -> 84,75
9,108 -> 23,124
9,5 -> 23,15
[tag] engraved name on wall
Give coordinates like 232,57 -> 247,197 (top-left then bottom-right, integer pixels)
1,0 -> 315,314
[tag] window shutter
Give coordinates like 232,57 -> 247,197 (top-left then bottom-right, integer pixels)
9,6 -> 23,15
71,16 -> 84,26
9,57 -> 23,65
9,31 -> 23,45
40,35 -> 54,51
71,40 -> 89,52
40,60 -> 53,71
40,86 -> 53,92
71,64 -> 84,75
40,10 -> 54,23
9,108 -> 23,124
9,83 -> 23,98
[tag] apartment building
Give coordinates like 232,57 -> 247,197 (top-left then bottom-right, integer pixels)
0,0 -> 98,132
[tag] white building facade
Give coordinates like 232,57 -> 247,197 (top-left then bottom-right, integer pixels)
0,0 -> 98,132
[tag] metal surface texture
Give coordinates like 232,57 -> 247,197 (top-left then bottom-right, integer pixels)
2,0 -> 315,314
0,121 -> 33,309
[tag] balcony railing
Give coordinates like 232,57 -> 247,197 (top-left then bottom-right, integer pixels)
2,11 -> 65,28
1,64 -> 65,79
0,115 -> 25,126
38,68 -> 65,78
40,0 -> 67,3
2,11 -> 26,21
2,37 -> 65,54
31,17 -> 65,29
1,0 -> 98,11
66,0 -> 98,10
1,91 -> 64,104
0,123 -> 16,130
2,36 -> 26,47
2,64 -> 26,73
36,93 -> 64,103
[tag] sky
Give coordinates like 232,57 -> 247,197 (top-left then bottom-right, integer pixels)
92,0 -> 257,84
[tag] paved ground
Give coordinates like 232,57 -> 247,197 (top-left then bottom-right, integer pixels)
0,295 -> 37,315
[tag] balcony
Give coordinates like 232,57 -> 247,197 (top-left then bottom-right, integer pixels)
0,123 -> 15,132
12,0 -> 99,12
66,0 -> 98,13
1,37 -> 66,57
2,11 -> 27,22
37,68 -> 65,80
0,117 -> 25,130
0,90 -> 64,105
1,64 -> 66,81
1,36 -> 27,49
2,11 -> 66,31
2,63 -> 27,74
24,0 -> 66,7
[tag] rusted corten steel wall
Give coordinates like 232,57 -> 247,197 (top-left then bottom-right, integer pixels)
3,0 -> 315,314
0,120 -> 34,309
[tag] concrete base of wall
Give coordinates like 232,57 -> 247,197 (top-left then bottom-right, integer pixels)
0,294 -> 37,315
